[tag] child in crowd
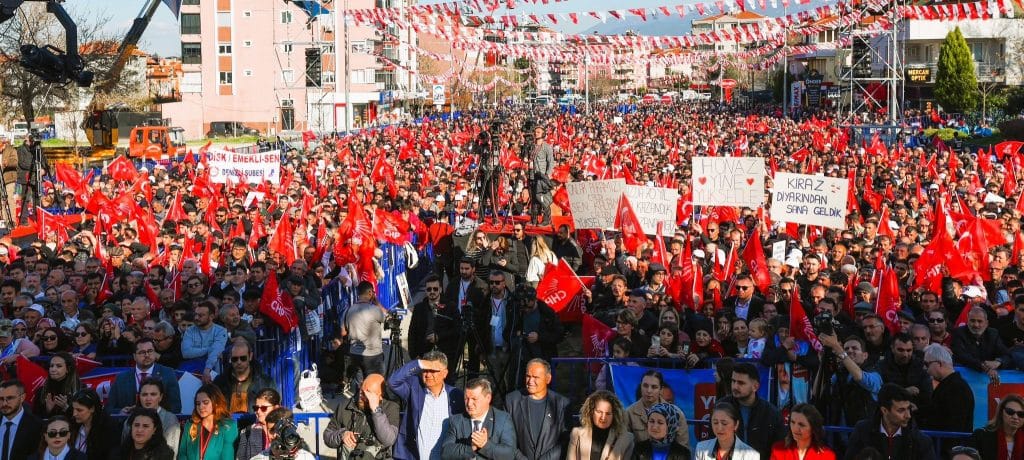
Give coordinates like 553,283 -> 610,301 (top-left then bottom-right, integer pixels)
745,318 -> 770,360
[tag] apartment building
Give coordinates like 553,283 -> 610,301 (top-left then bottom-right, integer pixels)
163,0 -> 417,139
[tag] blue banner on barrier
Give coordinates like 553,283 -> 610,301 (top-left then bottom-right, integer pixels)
960,368 -> 1024,430
611,364 -> 770,444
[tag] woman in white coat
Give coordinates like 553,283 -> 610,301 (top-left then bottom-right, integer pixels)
693,402 -> 761,460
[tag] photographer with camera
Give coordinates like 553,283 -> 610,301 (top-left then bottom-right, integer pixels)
819,333 -> 882,427
505,285 -> 564,388
526,125 -> 554,226
251,408 -> 316,460
15,133 -> 41,226
324,373 -> 400,460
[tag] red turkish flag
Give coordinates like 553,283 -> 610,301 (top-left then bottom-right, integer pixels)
259,271 -> 299,333
790,147 -> 810,162
741,228 -> 771,294
164,192 -> 187,223
994,141 -> 1024,159
582,313 -> 616,358
536,258 -> 585,313
789,290 -> 822,352
15,355 -> 47,402
614,194 -> 648,253
553,186 -> 571,214
55,163 -> 83,189
875,268 -> 903,335
107,155 -> 139,182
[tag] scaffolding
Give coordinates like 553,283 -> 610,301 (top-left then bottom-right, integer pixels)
835,0 -> 907,144
272,0 -> 335,135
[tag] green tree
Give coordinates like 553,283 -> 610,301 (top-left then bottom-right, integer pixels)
934,27 -> 978,113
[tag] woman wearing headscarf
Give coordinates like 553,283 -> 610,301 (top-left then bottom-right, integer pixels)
633,402 -> 692,460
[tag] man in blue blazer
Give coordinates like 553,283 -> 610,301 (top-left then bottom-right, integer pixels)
388,351 -> 465,460
441,378 -> 517,460
105,338 -> 182,414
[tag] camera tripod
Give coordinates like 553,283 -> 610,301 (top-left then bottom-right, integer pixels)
452,307 -> 503,394
383,313 -> 406,377
17,138 -> 46,226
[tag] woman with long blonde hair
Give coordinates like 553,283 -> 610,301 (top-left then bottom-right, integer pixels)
526,236 -> 557,284
567,390 -> 634,460
178,384 -> 238,460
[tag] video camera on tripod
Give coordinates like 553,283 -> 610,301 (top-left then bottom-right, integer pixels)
383,308 -> 407,332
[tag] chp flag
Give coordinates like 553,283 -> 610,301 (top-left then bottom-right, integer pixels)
259,271 -> 299,333
536,258 -> 586,314
770,172 -> 849,229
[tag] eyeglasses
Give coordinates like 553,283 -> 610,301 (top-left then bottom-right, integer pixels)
230,355 -> 249,363
424,287 -> 440,292
513,228 -> 524,232
950,446 -> 980,457
488,280 -> 504,285
46,429 -> 70,438
1005,407 -> 1024,418
255,405 -> 272,412
737,286 -> 752,291
76,332 -> 89,338
928,318 -> 945,323
43,335 -> 58,342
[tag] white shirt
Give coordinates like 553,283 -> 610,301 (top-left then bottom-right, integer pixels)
43,445 -> 70,460
43,444 -> 71,458
417,389 -> 450,460
0,408 -> 23,459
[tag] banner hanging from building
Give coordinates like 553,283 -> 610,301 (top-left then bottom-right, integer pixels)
206,148 -> 281,184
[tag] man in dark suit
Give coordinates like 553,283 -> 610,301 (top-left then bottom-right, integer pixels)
387,352 -> 465,460
408,276 -> 461,362
443,259 -> 489,378
105,338 -> 182,414
504,359 -> 570,460
722,274 -> 765,321
0,379 -> 43,460
920,343 -> 974,456
441,377 -> 517,460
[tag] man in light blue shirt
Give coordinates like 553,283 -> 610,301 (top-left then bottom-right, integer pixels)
180,301 -> 229,383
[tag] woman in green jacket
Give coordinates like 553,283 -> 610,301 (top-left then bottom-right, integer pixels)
179,384 -> 239,460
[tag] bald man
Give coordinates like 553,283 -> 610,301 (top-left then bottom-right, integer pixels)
324,373 -> 401,459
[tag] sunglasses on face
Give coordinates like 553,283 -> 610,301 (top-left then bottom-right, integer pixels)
425,287 -> 440,292
1005,407 -> 1024,418
230,355 -> 249,363
43,335 -> 58,341
255,405 -> 272,412
46,429 -> 70,438
929,318 -> 945,323
76,332 -> 89,338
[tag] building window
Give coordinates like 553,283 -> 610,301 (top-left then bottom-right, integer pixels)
181,43 -> 202,64
181,14 -> 201,35
243,40 -> 252,47
321,44 -> 335,54
218,43 -> 232,55
283,43 -> 293,54
244,69 -> 253,76
243,10 -> 252,17
970,42 -> 984,62
182,72 -> 202,93
217,12 -> 231,26
219,71 -> 233,84
322,71 -> 335,83
281,11 -> 292,24
351,40 -> 369,54
282,69 -> 295,83
182,0 -> 199,4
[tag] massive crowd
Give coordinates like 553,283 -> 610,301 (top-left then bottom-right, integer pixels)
0,101 -> 1017,460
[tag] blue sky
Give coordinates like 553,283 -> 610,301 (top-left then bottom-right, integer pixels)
83,0 -> 737,57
